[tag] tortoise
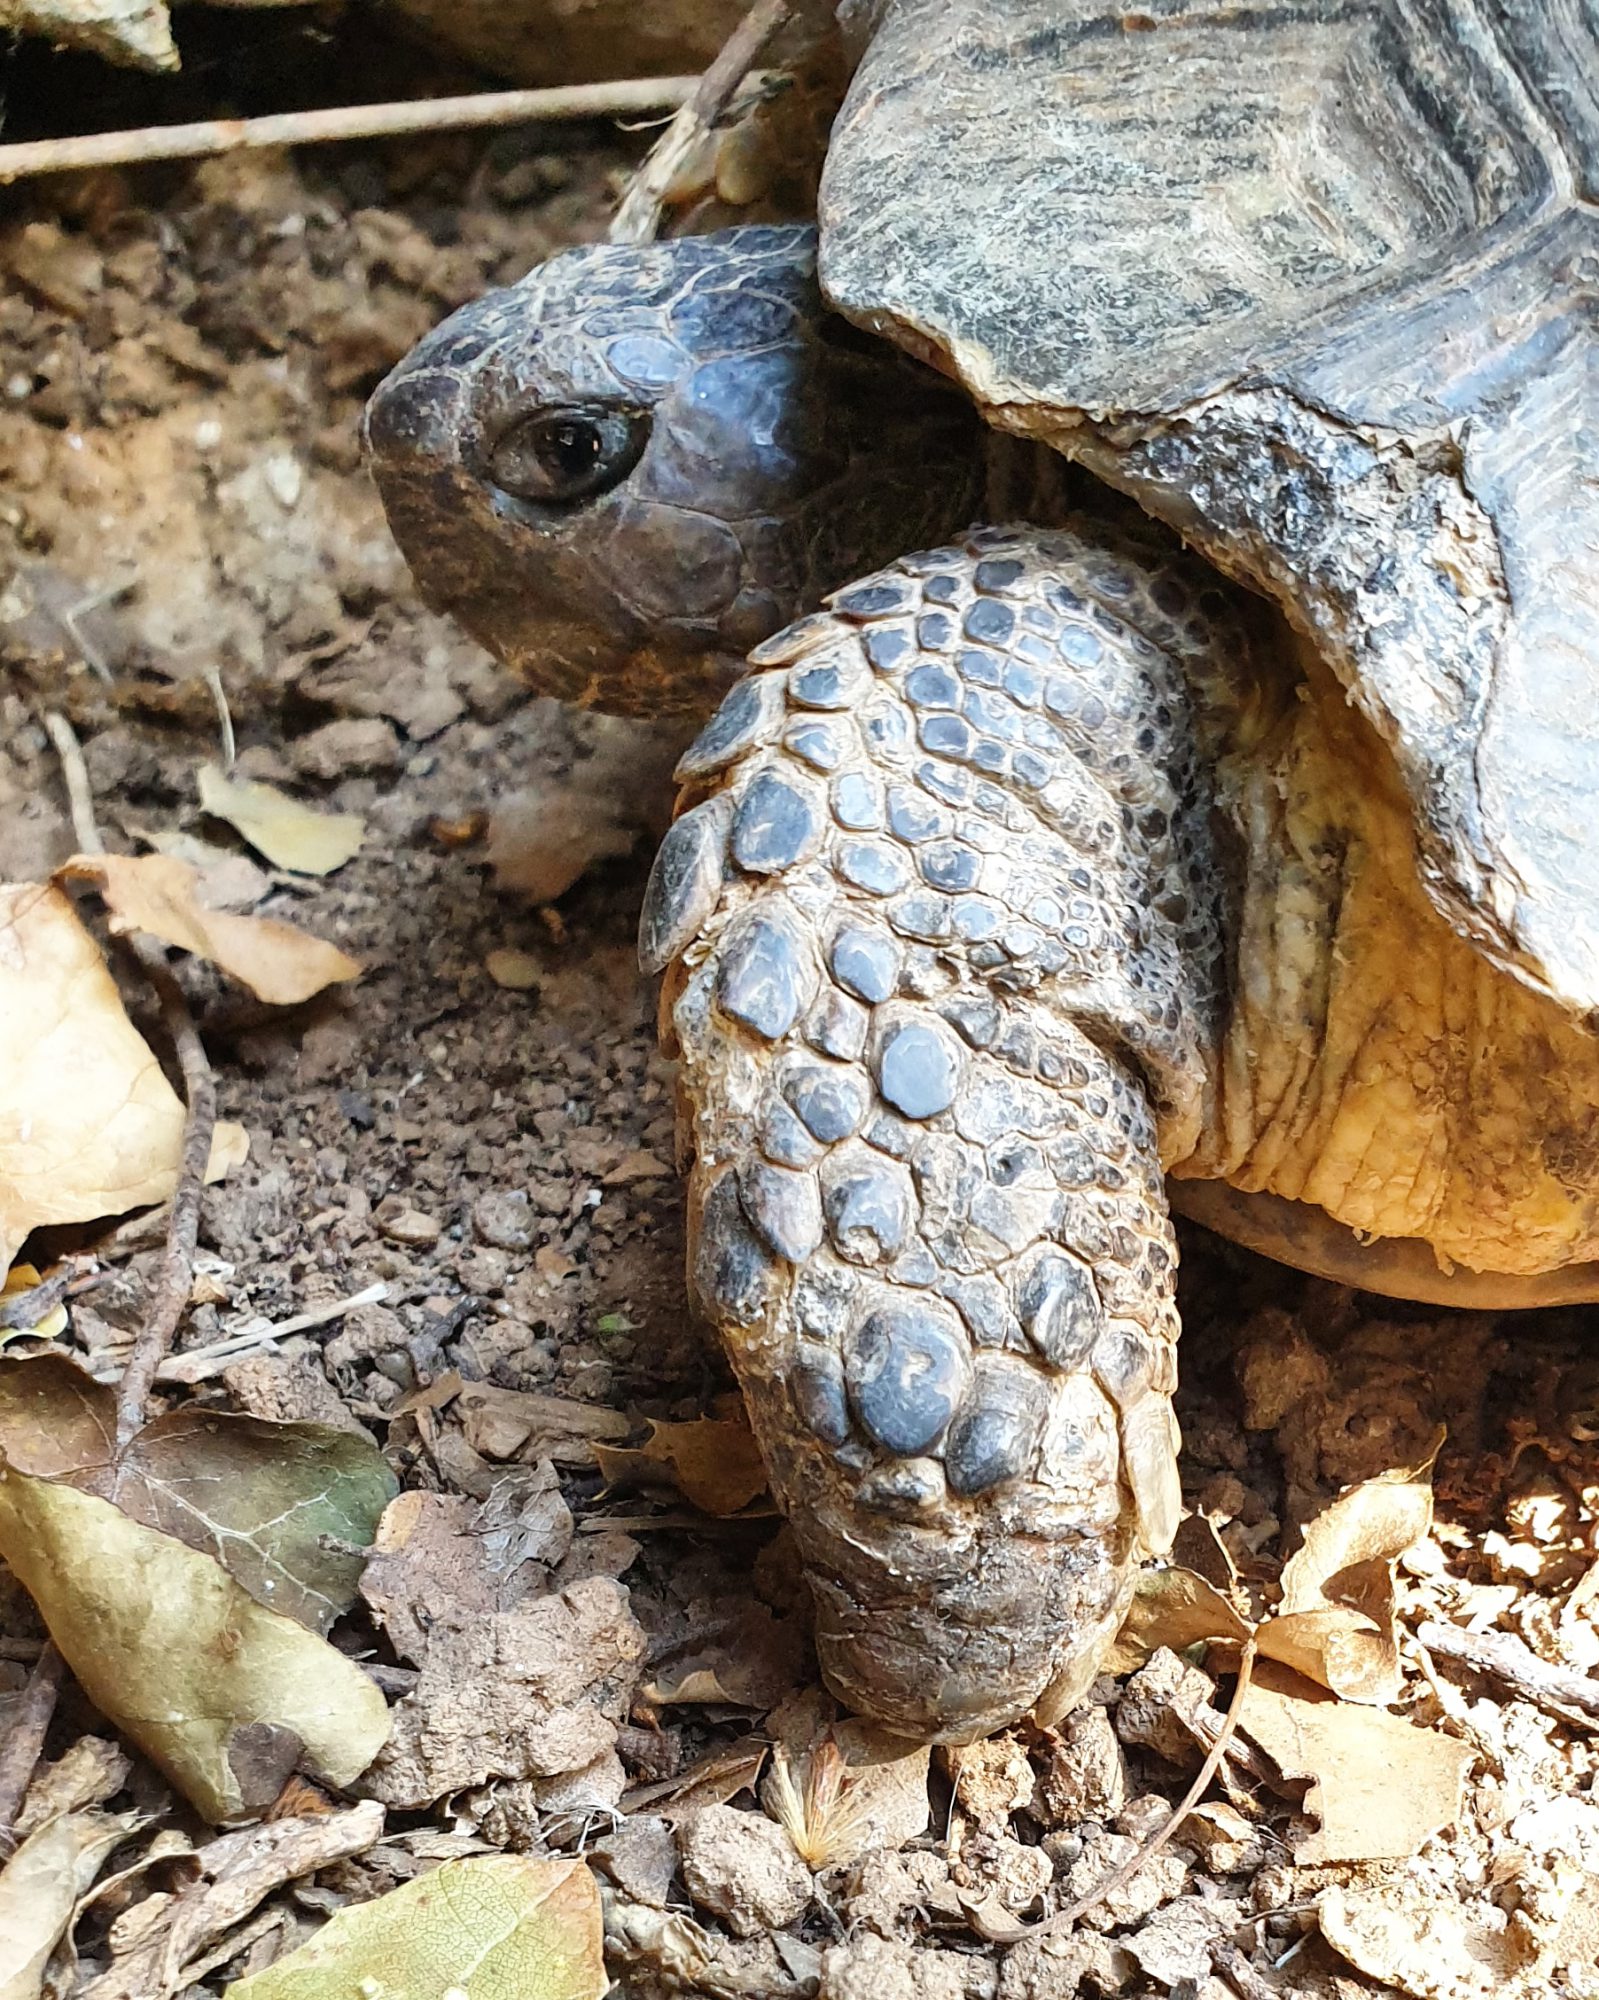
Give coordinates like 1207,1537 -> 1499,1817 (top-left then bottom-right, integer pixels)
366,0 -> 1599,1742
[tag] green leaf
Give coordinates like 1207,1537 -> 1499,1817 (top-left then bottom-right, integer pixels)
225,1855 -> 607,2000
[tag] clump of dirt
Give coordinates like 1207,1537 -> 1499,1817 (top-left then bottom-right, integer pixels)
2,50 -> 1598,2000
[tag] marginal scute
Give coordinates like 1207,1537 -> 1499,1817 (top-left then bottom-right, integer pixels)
807,988 -> 869,1061
789,654 -> 868,709
857,1457 -> 946,1515
945,1361 -> 1047,1495
759,1097 -> 822,1169
693,1169 -> 775,1327
785,720 -> 845,770
831,924 -> 900,1002
847,1301 -> 972,1456
822,1149 -> 914,1264
638,794 -> 730,975
1019,1251 -> 1102,1371
785,1063 -> 869,1143
832,771 -> 882,829
791,1343 -> 851,1446
838,839 -> 912,896
1092,1323 -> 1154,1404
1121,1393 -> 1182,1555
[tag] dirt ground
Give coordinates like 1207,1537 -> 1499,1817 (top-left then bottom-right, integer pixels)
2,24 -> 1598,2000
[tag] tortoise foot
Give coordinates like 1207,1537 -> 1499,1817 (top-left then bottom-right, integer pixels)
649,527 -> 1236,1738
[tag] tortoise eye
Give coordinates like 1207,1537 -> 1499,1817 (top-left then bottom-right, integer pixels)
487,405 -> 648,505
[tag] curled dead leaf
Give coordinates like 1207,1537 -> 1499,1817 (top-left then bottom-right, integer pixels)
0,882 -> 185,1269
1258,1464 -> 1435,1703
0,1354 -> 397,1631
197,765 -> 363,876
0,1264 -> 68,1343
0,1809 -> 142,2000
57,853 -> 360,1005
82,1804 -> 385,2000
1108,1564 -> 1252,1672
594,1416 -> 768,1517
0,1474 -> 391,1822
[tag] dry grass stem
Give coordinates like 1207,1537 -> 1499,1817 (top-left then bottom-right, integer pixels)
0,78 -> 697,187
41,712 -> 217,1450
609,0 -> 795,244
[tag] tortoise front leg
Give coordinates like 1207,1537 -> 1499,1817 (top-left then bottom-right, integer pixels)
643,525 -> 1235,1741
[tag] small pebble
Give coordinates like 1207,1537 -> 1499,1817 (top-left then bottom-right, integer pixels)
473,1189 -> 537,1250
377,1204 -> 440,1246
485,947 -> 541,990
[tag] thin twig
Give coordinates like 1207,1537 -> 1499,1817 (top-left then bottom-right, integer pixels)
110,955 -> 215,1450
45,709 -> 103,857
1211,1939 -> 1281,2000
0,1268 -> 73,1331
84,1279 -> 391,1385
1047,1636 -> 1259,1934
1417,1618 -> 1599,1729
0,78 -> 697,186
609,0 -> 793,243
0,1644 -> 68,1855
42,713 -> 217,1450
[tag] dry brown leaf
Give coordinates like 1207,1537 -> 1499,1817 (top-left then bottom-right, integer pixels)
622,1741 -> 769,1821
641,1604 -> 805,1713
0,882 -> 185,1270
1107,1565 -> 1252,1671
1237,1659 -> 1472,1864
0,1809 -> 141,2000
16,1738 -> 132,1840
0,1354 -> 397,1632
594,1416 -> 768,1517
196,765 -> 363,876
1258,1466 -> 1434,1703
0,1354 -> 395,1821
453,1382 -> 630,1465
0,1473 -> 392,1822
59,854 -> 361,1006
207,1120 -> 251,1183
1316,1881 -> 1536,2000
78,1805 -> 385,2000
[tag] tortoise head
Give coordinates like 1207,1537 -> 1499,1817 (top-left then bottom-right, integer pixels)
366,224 -> 984,717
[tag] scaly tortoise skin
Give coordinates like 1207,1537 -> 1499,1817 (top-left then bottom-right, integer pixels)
367,2 -> 1599,1739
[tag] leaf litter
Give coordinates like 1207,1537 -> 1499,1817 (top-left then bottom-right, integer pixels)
57,854 -> 361,1006
0,1355 -> 395,1821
